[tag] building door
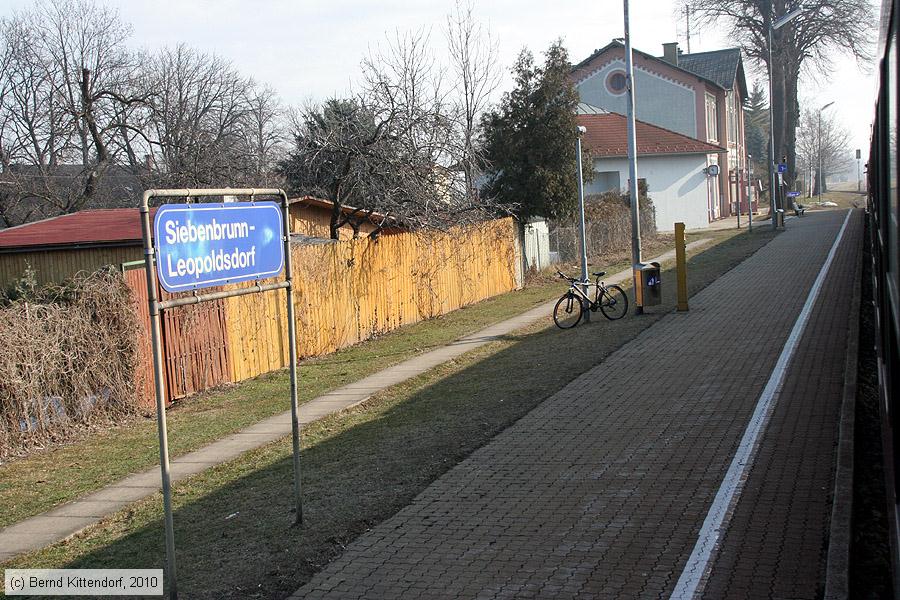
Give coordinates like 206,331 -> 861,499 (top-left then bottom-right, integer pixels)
707,157 -> 720,221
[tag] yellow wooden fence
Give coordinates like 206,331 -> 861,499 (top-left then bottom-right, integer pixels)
225,217 -> 520,383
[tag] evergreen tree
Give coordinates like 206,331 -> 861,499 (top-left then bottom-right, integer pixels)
745,80 -> 769,165
480,41 -> 589,222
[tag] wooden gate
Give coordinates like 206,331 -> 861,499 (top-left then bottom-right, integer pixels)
125,266 -> 232,405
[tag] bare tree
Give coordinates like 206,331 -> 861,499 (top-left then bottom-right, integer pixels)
0,0 -> 149,225
684,0 -> 873,197
796,108 -> 851,195
445,1 -> 500,196
238,84 -> 285,186
33,0 -> 148,206
281,29 -> 506,240
144,44 -> 253,188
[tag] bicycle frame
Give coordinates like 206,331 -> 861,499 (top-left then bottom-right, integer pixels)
566,276 -> 608,310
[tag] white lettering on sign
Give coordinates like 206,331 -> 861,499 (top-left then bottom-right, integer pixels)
164,219 -> 250,244
166,246 -> 258,280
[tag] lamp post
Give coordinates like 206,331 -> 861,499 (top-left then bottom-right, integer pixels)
575,125 -> 590,321
767,5 -> 802,230
623,0 -> 643,313
817,101 -> 835,203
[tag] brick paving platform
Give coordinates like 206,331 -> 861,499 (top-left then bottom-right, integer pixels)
290,209 -> 862,600
0,239 -> 711,564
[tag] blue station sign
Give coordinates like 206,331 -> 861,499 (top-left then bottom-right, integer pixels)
153,202 -> 284,292
787,191 -> 801,198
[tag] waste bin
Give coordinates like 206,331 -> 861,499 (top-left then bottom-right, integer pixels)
634,262 -> 662,307
775,208 -> 785,228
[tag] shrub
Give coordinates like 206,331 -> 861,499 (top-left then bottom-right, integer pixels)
0,268 -> 144,459
549,187 -> 656,262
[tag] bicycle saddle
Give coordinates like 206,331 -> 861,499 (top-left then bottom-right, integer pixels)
592,271 -> 606,277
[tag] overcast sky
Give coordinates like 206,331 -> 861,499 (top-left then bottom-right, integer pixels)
1,0 -> 879,162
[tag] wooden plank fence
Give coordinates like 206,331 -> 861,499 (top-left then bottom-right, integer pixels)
127,217 -> 520,400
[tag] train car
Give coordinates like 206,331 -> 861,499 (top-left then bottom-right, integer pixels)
871,0 -> 900,592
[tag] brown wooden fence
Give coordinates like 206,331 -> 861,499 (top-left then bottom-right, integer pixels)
127,217 -> 520,401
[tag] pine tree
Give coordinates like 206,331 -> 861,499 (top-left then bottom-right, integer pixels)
480,41 -> 589,222
744,80 -> 769,164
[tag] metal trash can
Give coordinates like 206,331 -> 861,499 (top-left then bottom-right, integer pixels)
634,262 -> 662,307
775,208 -> 785,228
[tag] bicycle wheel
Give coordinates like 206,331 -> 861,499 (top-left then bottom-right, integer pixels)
599,284 -> 629,320
553,292 -> 583,329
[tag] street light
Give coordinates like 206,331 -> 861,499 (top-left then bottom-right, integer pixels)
575,125 -> 590,321
818,101 -> 835,204
768,5 -> 803,230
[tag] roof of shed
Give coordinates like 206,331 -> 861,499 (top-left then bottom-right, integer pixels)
0,196 -> 401,252
576,113 -> 727,158
0,208 -> 154,251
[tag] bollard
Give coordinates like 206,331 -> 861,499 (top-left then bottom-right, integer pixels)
675,222 -> 688,311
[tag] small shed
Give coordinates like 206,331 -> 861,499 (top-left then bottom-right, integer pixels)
0,197 -> 395,287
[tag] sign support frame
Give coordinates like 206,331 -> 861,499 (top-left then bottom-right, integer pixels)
139,188 -> 302,600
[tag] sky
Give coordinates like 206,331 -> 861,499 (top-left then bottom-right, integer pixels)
0,0 -> 880,162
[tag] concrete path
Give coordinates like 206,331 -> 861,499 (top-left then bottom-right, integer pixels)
0,240 -> 712,562
291,209 -> 861,600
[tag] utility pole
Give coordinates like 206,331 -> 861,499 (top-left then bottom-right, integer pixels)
624,0 -> 643,314
684,6 -> 692,53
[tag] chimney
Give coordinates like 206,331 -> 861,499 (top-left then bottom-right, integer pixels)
662,42 -> 679,66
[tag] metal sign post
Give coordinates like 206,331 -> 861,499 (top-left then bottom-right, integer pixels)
139,188 -> 302,600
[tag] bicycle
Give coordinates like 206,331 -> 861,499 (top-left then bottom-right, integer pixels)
553,270 -> 629,329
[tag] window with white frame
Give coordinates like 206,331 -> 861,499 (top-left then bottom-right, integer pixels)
705,93 -> 718,142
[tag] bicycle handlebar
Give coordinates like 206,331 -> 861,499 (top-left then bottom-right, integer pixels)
558,270 -> 590,285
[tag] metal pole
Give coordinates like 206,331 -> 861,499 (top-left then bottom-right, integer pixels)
280,191 -> 303,525
736,172 -> 741,229
140,194 -> 178,600
675,222 -> 688,311
768,25 -> 778,231
818,110 -> 823,204
747,155 -> 753,232
623,0 -> 643,314
575,128 -> 590,322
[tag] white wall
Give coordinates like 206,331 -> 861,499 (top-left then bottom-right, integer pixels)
523,219 -> 554,270
587,155 -> 711,231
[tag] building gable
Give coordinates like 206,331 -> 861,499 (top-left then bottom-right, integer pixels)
572,45 -> 700,138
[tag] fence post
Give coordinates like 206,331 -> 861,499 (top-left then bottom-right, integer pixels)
675,222 -> 689,312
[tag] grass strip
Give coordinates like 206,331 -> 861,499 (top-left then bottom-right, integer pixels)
0,229 -> 702,528
2,226 -> 775,599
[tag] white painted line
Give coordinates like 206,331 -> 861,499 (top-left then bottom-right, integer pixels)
670,210 -> 852,600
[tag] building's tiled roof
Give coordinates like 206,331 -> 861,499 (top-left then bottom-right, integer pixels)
577,113 -> 727,158
677,48 -> 743,91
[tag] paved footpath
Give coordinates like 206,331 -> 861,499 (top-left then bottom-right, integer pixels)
0,240 -> 711,563
291,209 -> 862,600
